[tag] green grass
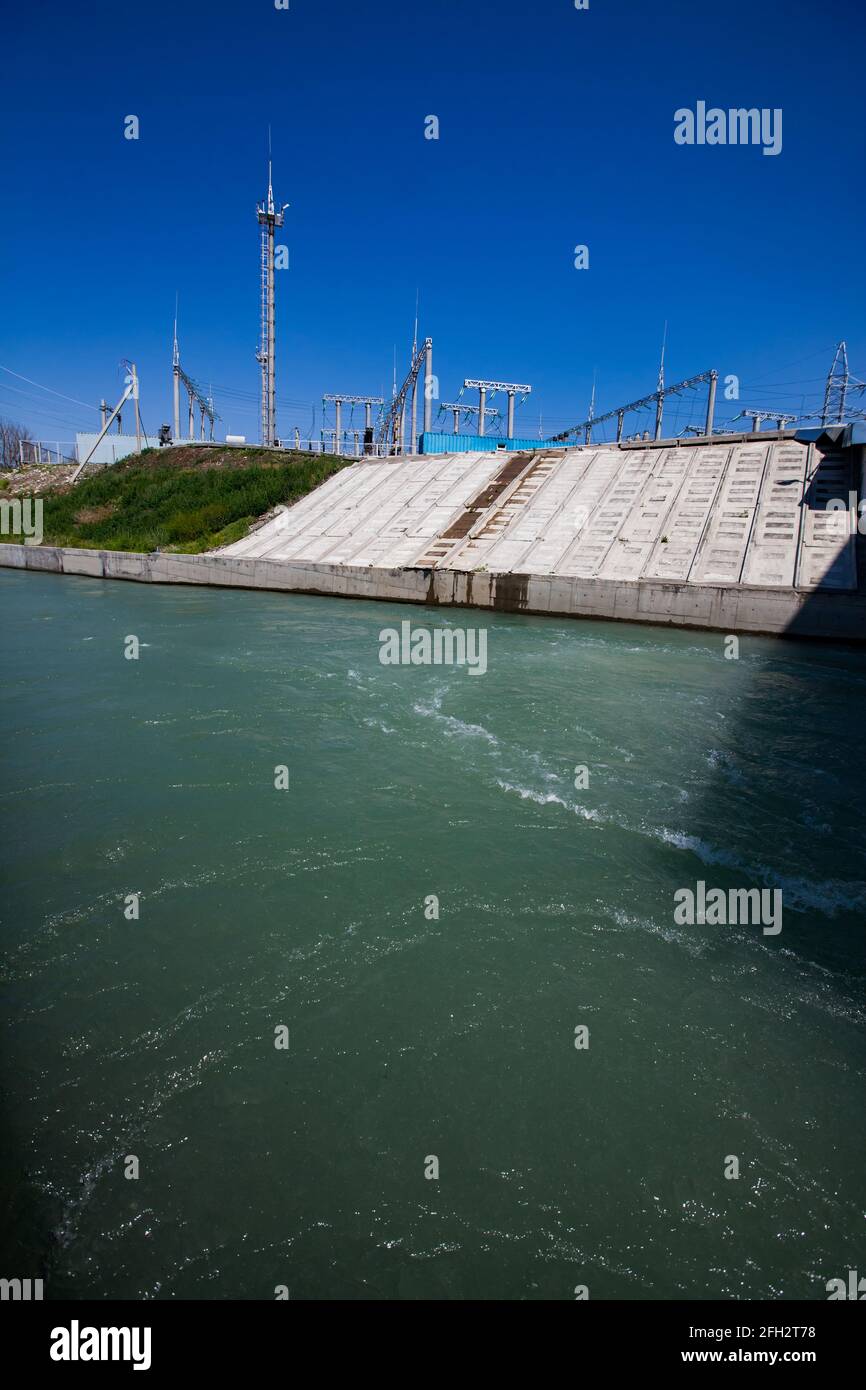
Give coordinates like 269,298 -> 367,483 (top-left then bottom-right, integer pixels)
39,449 -> 352,553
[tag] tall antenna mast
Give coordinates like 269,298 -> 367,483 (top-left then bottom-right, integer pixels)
172,294 -> 180,440
256,131 -> 287,446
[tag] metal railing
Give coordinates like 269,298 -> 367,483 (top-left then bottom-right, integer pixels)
283,434 -> 415,458
18,440 -> 76,466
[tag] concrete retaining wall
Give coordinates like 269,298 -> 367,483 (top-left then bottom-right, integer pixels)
1,543 -> 864,642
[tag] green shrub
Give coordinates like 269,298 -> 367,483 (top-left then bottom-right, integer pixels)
39,451 -> 350,553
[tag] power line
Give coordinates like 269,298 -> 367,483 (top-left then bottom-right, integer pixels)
0,364 -> 99,413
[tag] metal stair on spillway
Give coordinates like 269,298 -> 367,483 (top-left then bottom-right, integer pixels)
412,451 -> 562,569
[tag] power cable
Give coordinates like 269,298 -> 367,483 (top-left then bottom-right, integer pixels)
0,365 -> 99,413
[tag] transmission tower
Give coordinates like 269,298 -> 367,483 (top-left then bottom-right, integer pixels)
256,155 -> 288,446
822,341 -> 851,425
379,338 -> 433,454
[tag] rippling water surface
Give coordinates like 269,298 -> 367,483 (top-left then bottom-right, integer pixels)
1,570 -> 864,1299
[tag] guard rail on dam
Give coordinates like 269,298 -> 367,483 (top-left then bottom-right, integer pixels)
2,430 -> 865,641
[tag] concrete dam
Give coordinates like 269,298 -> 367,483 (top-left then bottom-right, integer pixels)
3,429 -> 864,641
215,428 -> 865,640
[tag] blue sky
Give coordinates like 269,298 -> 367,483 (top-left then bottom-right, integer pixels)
1,0 -> 864,446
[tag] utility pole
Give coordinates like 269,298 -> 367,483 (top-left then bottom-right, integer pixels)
71,362 -> 139,483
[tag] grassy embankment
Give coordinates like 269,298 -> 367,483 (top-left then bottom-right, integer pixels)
35,446 -> 351,553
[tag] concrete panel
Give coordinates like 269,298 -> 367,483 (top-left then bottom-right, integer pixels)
642,445 -> 732,581
740,442 -> 809,588
689,443 -> 768,585
795,448 -> 856,590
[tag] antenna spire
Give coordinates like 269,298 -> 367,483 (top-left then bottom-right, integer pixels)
585,370 -> 597,444
654,322 -> 668,441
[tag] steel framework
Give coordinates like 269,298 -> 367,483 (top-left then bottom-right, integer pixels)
820,341 -> 866,425
729,409 -> 797,432
462,378 -> 531,437
323,394 -> 384,455
439,402 -> 500,434
378,337 -> 432,453
256,161 -> 288,446
552,370 -> 718,444
173,324 -> 219,441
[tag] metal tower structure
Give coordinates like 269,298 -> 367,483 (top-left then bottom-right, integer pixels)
821,341 -> 858,426
463,379 -> 531,438
256,159 -> 288,446
729,409 -> 797,432
553,369 -> 718,444
439,402 -> 499,434
379,337 -> 433,454
172,319 -> 219,442
322,394 -> 383,455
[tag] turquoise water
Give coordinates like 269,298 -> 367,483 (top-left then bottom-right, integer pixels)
1,569 -> 865,1300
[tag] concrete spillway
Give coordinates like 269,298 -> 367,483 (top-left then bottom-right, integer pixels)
3,431 -> 864,640
221,435 -> 858,590
213,432 -> 864,638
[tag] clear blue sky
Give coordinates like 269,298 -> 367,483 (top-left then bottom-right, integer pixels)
1,0 -> 864,446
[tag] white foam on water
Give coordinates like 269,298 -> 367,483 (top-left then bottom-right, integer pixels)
651,826 -> 866,917
496,779 -> 601,822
